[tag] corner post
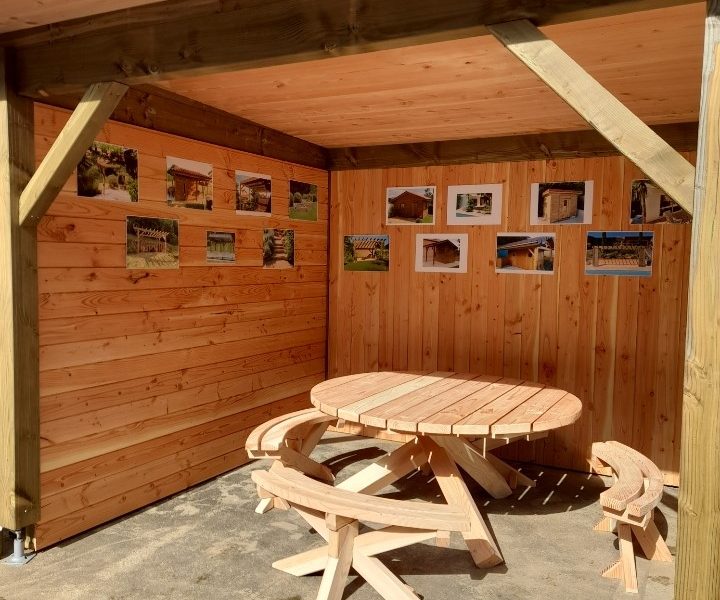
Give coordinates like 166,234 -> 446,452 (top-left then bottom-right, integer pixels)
0,48 -> 40,536
675,1 -> 720,598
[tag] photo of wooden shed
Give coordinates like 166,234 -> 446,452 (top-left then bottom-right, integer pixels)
496,234 -> 556,273
0,1 -> 717,598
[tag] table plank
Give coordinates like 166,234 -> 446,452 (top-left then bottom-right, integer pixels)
337,371 -> 454,422
532,394 -> 583,432
453,381 -> 546,435
418,377 -> 522,435
311,371 -> 428,415
359,373 -> 478,431
491,388 -> 569,435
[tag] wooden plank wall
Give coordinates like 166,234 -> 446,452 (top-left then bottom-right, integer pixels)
34,104 -> 328,548
329,156 -> 693,485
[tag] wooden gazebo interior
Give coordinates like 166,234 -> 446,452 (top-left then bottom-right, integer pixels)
0,1 -> 717,597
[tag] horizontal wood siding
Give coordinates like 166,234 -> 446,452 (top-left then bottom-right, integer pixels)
329,158 -> 692,485
35,104 -> 328,548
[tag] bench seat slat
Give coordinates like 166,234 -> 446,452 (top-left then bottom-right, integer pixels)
245,408 -> 335,452
592,442 -> 644,512
607,441 -> 664,517
252,465 -> 469,532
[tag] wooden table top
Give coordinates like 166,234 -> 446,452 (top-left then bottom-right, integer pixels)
311,371 -> 582,436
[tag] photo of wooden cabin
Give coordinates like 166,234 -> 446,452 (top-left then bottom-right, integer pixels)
496,234 -> 555,273
415,234 -> 468,272
531,181 -> 592,225
387,186 -> 435,224
166,157 -> 213,210
631,179 -> 692,224
236,170 -> 272,214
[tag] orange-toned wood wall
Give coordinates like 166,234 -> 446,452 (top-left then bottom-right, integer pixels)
35,104 -> 328,548
329,157 -> 692,485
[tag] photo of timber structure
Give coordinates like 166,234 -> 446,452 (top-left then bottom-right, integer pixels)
343,235 -> 390,271
447,184 -> 503,225
166,157 -> 213,210
236,171 -> 272,215
530,181 -> 593,225
126,216 -> 180,269
585,231 -> 654,277
415,234 -> 468,273
496,233 -> 556,274
630,179 -> 691,224
387,186 -> 435,224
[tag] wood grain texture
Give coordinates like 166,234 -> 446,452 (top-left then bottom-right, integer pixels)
145,4 -> 704,147
488,19 -> 696,213
329,158 -> 692,483
7,1 -> 700,98
0,48 -> 40,529
34,104 -> 328,548
676,3 -> 720,598
20,82 -> 127,226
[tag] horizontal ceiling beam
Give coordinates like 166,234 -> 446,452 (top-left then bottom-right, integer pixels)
327,122 -> 698,170
47,85 -> 329,171
4,0 -> 700,98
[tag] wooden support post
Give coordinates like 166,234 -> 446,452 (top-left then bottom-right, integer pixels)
18,81 -> 127,227
676,3 -> 720,599
0,48 -> 39,530
488,19 -> 696,214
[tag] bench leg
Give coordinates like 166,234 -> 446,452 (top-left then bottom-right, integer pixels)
632,518 -> 673,562
419,437 -> 504,568
593,516 -> 616,533
352,553 -> 420,600
484,452 -> 536,489
602,524 -> 638,593
317,521 -> 358,600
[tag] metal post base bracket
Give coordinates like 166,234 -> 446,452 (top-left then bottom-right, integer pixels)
1,530 -> 35,565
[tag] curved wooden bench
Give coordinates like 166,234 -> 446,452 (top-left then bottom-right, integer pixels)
592,441 -> 672,594
246,408 -> 337,512
252,463 -> 472,600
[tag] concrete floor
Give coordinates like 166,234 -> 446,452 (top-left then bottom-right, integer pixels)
0,433 -> 676,600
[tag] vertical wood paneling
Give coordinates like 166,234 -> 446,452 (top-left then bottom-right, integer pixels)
329,156 -> 692,483
35,104 -> 328,548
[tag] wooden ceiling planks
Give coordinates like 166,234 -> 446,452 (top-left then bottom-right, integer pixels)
0,0 -> 167,34
155,3 -> 704,147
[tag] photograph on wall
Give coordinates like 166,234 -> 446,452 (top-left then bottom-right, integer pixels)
263,228 -> 294,269
446,183 -> 503,225
126,216 -> 179,269
166,157 -> 213,210
530,181 -> 593,225
235,170 -> 272,215
496,233 -> 555,274
386,186 -> 435,225
585,231 -> 654,277
343,235 -> 390,272
630,179 -> 691,224
77,141 -> 138,202
206,231 -> 236,264
289,180 -> 318,221
415,234 -> 468,273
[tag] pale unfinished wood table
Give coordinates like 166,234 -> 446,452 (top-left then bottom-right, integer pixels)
309,370 -> 583,569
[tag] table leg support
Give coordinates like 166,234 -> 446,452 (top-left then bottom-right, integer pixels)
419,437 -> 504,568
431,436 -> 512,499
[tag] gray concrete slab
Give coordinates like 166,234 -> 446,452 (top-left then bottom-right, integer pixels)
0,433 -> 676,599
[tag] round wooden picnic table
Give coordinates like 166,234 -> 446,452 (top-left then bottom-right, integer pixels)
308,370 -> 583,569
311,370 -> 582,437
